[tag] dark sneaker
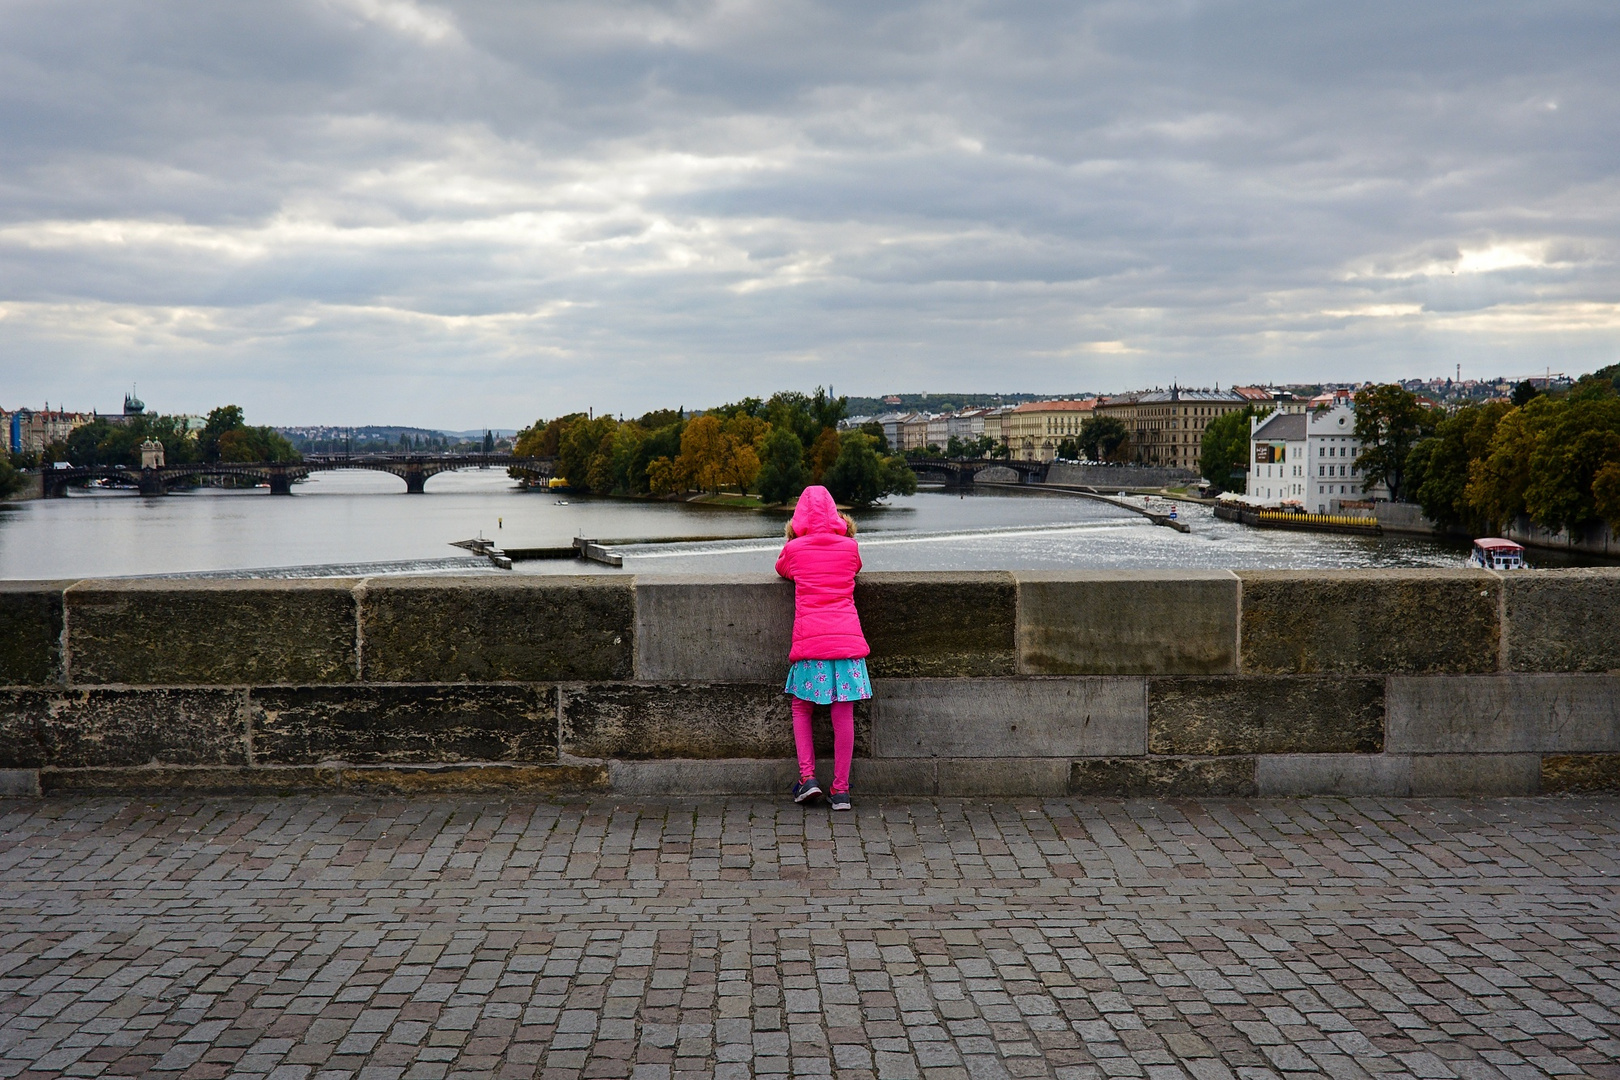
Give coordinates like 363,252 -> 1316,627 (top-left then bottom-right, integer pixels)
829,791 -> 852,811
792,778 -> 823,804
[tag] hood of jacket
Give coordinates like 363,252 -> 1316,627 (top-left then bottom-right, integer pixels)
790,485 -> 844,536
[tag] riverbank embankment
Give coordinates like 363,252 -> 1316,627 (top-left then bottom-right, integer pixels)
1,471 -> 43,502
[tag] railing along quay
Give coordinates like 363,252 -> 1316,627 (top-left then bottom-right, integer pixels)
1215,502 -> 1383,535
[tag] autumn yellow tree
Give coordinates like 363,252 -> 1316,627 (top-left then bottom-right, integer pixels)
722,414 -> 769,492
807,427 -> 841,483
673,414 -> 772,493
646,455 -> 689,495
675,416 -> 727,492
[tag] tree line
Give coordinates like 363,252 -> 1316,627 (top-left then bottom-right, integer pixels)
53,406 -> 300,469
1404,366 -> 1620,535
511,388 -> 917,506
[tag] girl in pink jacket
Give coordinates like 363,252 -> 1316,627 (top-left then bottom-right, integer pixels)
774,484 -> 870,811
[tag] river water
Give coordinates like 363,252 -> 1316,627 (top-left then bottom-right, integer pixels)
0,467 -> 1496,579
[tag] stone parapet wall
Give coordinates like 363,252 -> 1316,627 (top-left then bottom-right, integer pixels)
2,569 -> 1619,798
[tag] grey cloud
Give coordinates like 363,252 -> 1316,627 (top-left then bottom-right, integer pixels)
0,0 -> 1617,424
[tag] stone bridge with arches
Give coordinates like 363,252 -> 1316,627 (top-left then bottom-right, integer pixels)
905,456 -> 1050,487
41,453 -> 556,497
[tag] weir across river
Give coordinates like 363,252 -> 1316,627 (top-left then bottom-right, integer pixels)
40,452 -> 557,496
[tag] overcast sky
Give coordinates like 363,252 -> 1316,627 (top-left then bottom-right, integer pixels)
2,1 -> 1617,427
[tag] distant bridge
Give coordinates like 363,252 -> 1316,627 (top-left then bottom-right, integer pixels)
905,457 -> 1049,487
42,453 -> 557,497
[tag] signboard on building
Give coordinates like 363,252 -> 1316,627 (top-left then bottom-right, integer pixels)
1255,443 -> 1286,464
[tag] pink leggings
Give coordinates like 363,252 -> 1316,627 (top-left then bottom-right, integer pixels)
791,698 -> 854,794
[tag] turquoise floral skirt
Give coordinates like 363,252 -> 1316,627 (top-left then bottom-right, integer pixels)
784,658 -> 873,704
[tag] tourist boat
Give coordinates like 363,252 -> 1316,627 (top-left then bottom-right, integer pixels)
1467,537 -> 1526,570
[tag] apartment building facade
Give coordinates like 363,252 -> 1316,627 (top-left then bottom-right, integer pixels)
1005,400 -> 1097,462
1094,387 -> 1254,471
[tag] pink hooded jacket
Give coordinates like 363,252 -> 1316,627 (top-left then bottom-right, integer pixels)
774,485 -> 870,662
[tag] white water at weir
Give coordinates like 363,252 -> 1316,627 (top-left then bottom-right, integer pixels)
0,466 -> 1477,579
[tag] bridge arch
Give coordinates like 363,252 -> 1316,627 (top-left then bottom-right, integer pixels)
903,457 -> 1048,487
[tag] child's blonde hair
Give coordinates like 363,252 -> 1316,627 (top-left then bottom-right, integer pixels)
784,512 -> 857,540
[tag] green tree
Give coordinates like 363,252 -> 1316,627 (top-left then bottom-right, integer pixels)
217,425 -> 299,463
1512,380 -> 1541,408
756,427 -> 808,504
1078,416 -> 1130,462
1407,402 -> 1510,531
1521,398 -> 1620,532
1571,362 -> 1620,401
0,455 -> 20,499
556,415 -> 619,494
64,414 -> 206,468
858,421 -> 889,453
1353,384 -> 1437,502
806,427 -> 842,483
822,432 -> 916,507
630,421 -> 684,494
1466,404 -> 1539,528
608,423 -> 647,495
198,405 -> 245,463
1198,407 -> 1266,495
1595,461 -> 1620,530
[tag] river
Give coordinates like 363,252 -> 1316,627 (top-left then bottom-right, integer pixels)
0,467 -> 1502,580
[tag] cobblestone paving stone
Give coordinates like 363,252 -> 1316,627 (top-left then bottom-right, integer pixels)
1,796 -> 1619,1080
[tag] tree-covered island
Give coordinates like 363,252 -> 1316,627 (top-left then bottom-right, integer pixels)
511,388 -> 917,507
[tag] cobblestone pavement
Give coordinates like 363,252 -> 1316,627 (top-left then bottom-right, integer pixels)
2,796 -> 1619,1080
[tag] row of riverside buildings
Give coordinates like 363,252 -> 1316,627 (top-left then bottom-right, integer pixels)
847,385 -> 1279,472
1,393 -> 172,456
846,385 -> 1389,514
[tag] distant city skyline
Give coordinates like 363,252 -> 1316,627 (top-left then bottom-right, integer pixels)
5,365 -> 1587,437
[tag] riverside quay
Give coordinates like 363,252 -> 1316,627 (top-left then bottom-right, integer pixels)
2,570 -> 1620,1080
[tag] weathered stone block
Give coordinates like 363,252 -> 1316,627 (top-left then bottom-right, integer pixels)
1237,570 -> 1499,674
1254,754 -> 1413,797
251,685 -> 557,765
563,684 -> 868,760
0,769 -> 40,797
0,581 -> 66,686
1149,677 -> 1384,755
1386,675 -> 1620,753
1541,754 -> 1620,794
1502,569 -> 1620,672
937,758 -> 1071,797
1410,754 -> 1540,796
855,572 -> 1016,678
0,689 -> 246,768
362,576 -> 632,682
870,678 -> 1144,758
67,579 -> 358,685
1017,571 -> 1238,675
849,758 -> 937,796
609,759 -> 797,796
634,575 -> 794,681
1069,757 -> 1256,797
